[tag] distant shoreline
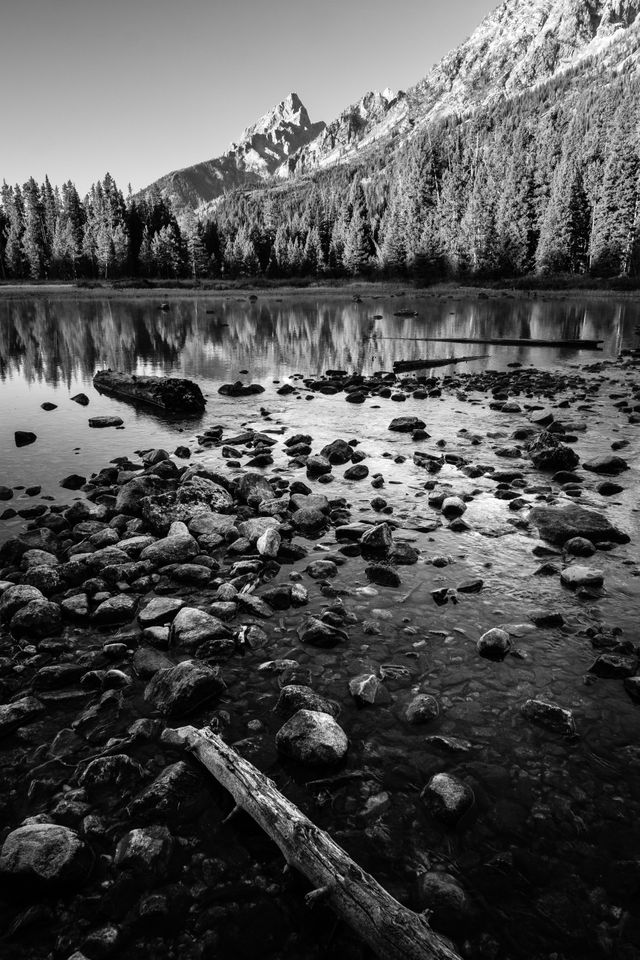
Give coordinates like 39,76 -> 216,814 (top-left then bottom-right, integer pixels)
0,279 -> 639,302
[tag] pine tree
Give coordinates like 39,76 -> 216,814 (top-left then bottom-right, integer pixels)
590,108 -> 640,276
343,182 -> 371,276
21,178 -> 46,279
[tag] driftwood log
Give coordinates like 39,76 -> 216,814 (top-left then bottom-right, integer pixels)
393,354 -> 488,373
163,725 -> 462,960
93,370 -> 206,413
371,335 -> 603,350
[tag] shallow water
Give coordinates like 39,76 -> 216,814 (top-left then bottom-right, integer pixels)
1,292 -> 640,959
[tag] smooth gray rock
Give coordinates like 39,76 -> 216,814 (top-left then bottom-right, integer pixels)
529,504 -> 629,546
422,772 -> 474,825
0,823 -> 92,885
144,659 -> 225,716
521,698 -> 576,735
560,565 -> 604,590
170,607 -> 231,648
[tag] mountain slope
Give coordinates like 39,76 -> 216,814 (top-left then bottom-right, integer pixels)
143,93 -> 325,208
143,0 -> 640,207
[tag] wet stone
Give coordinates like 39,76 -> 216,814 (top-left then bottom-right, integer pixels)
275,709 -> 348,765
138,596 -> 184,627
477,628 -> 511,660
588,654 -> 637,678
349,673 -> 390,705
92,595 -> 137,625
403,693 -> 439,724
421,772 -> 474,826
560,565 -> 604,590
521,698 -> 576,736
275,684 -> 339,717
0,696 -> 45,738
144,659 -> 225,716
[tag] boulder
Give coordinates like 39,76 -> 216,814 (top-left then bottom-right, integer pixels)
275,685 -> 339,718
361,523 -> 393,552
0,823 -> 92,886
114,825 -> 173,877
145,660 -> 225,716
92,595 -> 137,625
138,597 -> 184,627
170,607 -> 231,648
10,599 -> 62,638
297,616 -> 348,648
275,709 -> 348,765
0,584 -> 46,623
560,565 -> 604,590
0,697 -> 45,738
88,416 -> 124,428
141,533 -> 199,566
320,439 -> 353,465
583,455 -> 629,475
529,504 -> 629,546
388,417 -> 426,433
404,694 -> 439,724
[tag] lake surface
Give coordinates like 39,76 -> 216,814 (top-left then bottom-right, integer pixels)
1,292 -> 638,508
1,291 -> 640,959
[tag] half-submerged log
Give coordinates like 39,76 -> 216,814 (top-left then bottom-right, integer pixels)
393,354 -> 488,373
163,725 -> 462,960
93,370 -> 206,413
374,335 -> 603,350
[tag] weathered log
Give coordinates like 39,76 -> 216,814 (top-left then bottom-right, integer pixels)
163,725 -> 462,960
93,370 -> 206,413
393,354 -> 488,373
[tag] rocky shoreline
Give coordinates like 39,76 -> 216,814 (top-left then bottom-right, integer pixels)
1,348 -> 639,960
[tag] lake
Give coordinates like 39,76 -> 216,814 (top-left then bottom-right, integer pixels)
1,290 -> 639,960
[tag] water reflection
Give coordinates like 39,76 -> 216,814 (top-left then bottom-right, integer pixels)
0,294 -> 636,386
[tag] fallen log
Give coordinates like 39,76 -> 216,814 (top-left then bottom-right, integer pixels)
393,354 -> 488,373
163,725 -> 461,960
372,335 -> 603,350
93,370 -> 206,413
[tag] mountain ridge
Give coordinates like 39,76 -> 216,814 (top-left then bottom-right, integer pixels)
141,0 -> 640,209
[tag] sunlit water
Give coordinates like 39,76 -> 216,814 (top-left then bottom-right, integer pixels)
1,292 -> 640,957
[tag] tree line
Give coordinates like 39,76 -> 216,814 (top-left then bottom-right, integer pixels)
1,50 -> 639,283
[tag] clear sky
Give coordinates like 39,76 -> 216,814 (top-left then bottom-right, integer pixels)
1,0 -> 498,195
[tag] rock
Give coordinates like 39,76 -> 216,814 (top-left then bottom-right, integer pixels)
145,660 -> 225,716
529,504 -> 629,546
365,564 -> 401,587
297,616 -> 348,648
79,754 -> 147,797
170,607 -> 231,648
564,537 -> 596,557
10,599 -> 62,638
344,464 -> 369,480
92,595 -> 137,625
218,381 -> 265,396
276,685 -> 339,717
457,579 -> 483,594
15,431 -> 37,447
306,559 -> 338,579
256,526 -> 281,558
141,532 -> 199,566
597,480 -> 624,496
477,628 -> 511,660
588,654 -> 637,678
237,473 -> 273,504
60,474 -> 86,490
441,496 -> 466,519
306,454 -> 332,477
128,761 -> 208,824
260,585 -> 293,610
133,647 -> 173,679
114,825 -> 173,877
0,486 -> 13,500
388,417 -> 426,433
521,698 -> 576,735
404,694 -> 439,724
361,523 -> 393,551
421,773 -> 474,826
560,565 -> 604,590
292,507 -> 328,533
275,709 -> 348,765
320,439 -> 353,465
71,392 -> 90,405
527,432 -> 579,471
88,416 -> 124,428
0,823 -> 92,887
583,455 -> 629,475
138,597 -> 184,627
417,872 -> 474,934
349,674 -> 390,705
61,594 -> 90,620
238,517 -> 279,542
529,609 -> 564,627
0,696 -> 45,738
0,584 -> 46,623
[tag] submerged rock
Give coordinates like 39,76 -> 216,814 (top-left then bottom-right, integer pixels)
94,370 -> 206,412
521,698 -> 576,735
560,565 -> 604,590
422,773 -> 474,826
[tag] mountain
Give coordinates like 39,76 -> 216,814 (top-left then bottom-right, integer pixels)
143,0 -> 640,208
143,93 -> 325,208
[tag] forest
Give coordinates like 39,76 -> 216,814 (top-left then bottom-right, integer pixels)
1,55 -> 639,285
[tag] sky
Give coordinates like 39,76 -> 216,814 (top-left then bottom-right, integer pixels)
0,0 -> 498,195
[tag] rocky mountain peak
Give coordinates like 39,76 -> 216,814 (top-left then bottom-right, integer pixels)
238,92 -> 314,145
